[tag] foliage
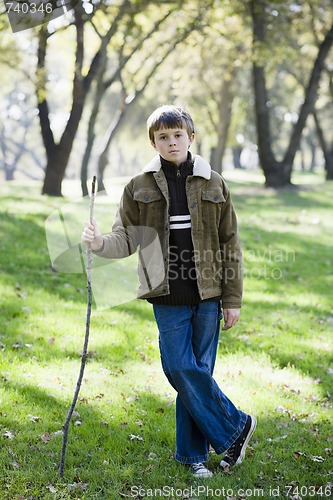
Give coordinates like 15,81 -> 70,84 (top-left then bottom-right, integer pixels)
0,174 -> 332,498
1,1 -> 332,188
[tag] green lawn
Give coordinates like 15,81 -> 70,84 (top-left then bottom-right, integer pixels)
0,172 -> 332,500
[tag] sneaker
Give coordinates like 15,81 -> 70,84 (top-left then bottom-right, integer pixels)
220,415 -> 257,468
190,462 -> 213,478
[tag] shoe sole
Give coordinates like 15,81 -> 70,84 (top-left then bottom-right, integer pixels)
193,471 -> 213,478
220,415 -> 257,468
235,415 -> 257,465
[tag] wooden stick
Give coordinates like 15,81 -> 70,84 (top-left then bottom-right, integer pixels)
59,176 -> 97,477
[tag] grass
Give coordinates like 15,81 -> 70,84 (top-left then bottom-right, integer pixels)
0,171 -> 332,500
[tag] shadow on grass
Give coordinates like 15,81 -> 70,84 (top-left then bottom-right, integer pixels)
1,208 -> 332,372
232,182 -> 333,212
1,378 -> 331,499
0,379 -> 177,499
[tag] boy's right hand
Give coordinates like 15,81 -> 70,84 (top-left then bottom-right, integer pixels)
81,219 -> 103,251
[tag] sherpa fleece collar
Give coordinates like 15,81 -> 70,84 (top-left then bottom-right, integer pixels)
142,154 -> 211,180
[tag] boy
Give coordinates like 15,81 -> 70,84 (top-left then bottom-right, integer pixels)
81,105 -> 256,478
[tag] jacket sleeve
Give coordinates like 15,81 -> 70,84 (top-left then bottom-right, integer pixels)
219,182 -> 243,309
93,181 -> 140,259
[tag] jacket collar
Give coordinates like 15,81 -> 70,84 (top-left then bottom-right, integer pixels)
143,154 -> 211,180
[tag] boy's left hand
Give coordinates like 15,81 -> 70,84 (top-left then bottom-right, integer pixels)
222,308 -> 240,330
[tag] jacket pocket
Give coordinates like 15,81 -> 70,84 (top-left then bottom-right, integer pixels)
133,189 -> 162,203
201,189 -> 226,203
200,189 -> 225,247
133,188 -> 164,228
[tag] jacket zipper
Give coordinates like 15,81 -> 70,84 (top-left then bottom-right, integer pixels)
176,168 -> 181,202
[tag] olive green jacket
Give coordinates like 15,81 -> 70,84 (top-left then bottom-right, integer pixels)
94,154 -> 243,308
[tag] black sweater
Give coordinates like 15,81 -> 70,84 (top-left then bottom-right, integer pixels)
149,153 -> 201,305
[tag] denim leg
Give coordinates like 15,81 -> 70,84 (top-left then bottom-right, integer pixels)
153,302 -> 247,464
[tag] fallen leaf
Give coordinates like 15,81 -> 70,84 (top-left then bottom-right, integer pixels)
94,393 -> 104,399
221,464 -> 232,475
28,414 -> 40,423
129,434 -> 143,441
46,485 -> 57,493
67,482 -> 88,492
53,430 -> 64,436
267,435 -> 288,442
3,430 -> 15,439
293,450 -> 325,462
41,432 -> 52,443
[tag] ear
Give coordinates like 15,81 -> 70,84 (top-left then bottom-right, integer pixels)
188,133 -> 195,148
150,139 -> 157,150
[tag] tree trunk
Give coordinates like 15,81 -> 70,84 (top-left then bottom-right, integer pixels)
326,149 -> 333,180
251,0 -> 333,187
39,4 -> 104,196
252,60 -> 291,186
96,105 -> 127,192
232,146 -> 243,169
250,0 -> 290,187
4,165 -> 15,181
211,73 -> 235,173
283,24 -> 333,170
42,147 -> 74,196
308,140 -> 316,172
313,111 -> 333,180
81,53 -> 108,197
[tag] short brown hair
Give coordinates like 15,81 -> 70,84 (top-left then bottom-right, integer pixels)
147,105 -> 195,143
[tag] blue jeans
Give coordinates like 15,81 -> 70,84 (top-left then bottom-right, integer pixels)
153,301 -> 247,464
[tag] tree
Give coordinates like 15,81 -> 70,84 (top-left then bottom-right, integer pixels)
314,112 -> 333,180
38,0 -> 168,196
37,0 -> 210,196
80,6 -> 176,195
0,88 -> 44,180
38,2 -> 104,196
132,2 -> 253,174
90,5 -> 208,193
250,0 -> 333,187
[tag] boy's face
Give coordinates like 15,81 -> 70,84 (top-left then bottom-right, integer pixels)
151,127 -> 194,166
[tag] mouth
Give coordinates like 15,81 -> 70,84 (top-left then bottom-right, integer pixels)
169,150 -> 179,154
